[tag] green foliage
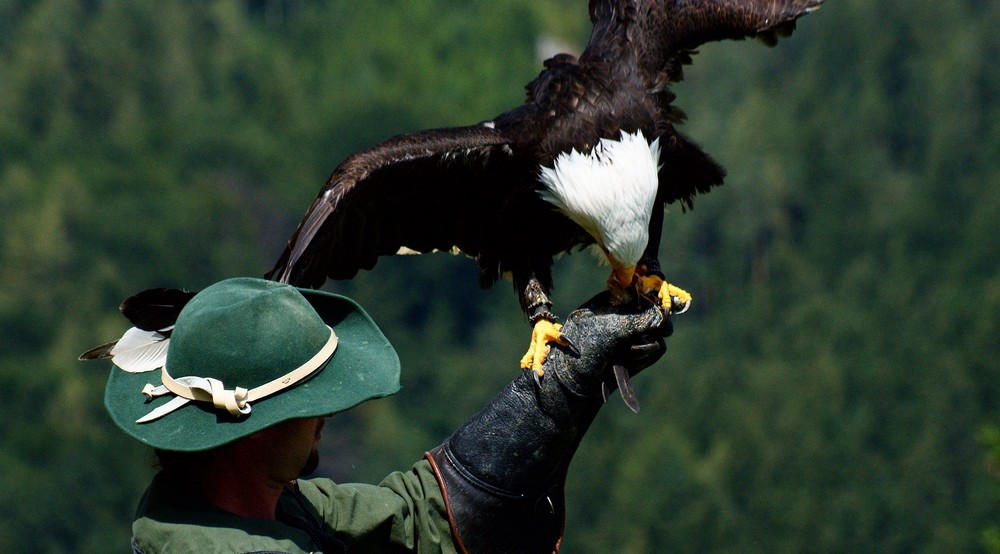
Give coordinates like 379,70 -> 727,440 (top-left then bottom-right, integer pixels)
980,426 -> 1000,553
1,0 -> 997,551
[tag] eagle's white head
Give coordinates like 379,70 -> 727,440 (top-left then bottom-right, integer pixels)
538,130 -> 661,288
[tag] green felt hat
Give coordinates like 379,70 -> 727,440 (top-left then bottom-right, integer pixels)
104,277 -> 400,452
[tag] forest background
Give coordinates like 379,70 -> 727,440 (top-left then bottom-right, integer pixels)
1,0 -> 998,552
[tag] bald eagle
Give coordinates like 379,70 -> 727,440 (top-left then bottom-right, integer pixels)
267,0 -> 825,377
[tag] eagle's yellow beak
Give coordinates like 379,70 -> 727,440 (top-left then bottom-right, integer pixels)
608,265 -> 636,289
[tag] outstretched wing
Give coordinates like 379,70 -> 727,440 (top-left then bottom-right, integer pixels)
653,0 -> 823,49
581,0 -> 820,208
588,0 -> 824,82
267,125 -> 518,288
645,0 -> 822,204
584,0 -> 823,89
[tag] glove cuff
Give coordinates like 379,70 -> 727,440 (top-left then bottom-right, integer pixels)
426,444 -> 565,553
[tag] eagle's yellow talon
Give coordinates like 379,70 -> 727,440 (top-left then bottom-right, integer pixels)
519,319 -> 566,378
639,275 -> 692,314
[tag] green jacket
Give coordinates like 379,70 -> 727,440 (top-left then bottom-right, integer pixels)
131,458 -> 458,553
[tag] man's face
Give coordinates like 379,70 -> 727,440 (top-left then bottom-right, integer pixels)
252,416 -> 327,483
300,418 -> 323,476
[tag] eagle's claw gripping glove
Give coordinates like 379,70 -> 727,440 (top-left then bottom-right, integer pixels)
427,292 -> 672,553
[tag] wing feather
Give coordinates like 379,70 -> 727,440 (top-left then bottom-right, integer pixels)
267,125 -> 516,288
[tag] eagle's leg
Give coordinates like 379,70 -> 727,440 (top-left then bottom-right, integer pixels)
516,272 -> 575,381
636,257 -> 692,315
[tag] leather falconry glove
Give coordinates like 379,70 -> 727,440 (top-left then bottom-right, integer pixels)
427,292 -> 672,553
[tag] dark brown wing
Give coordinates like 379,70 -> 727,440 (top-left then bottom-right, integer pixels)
587,0 -> 824,83
267,125 -> 519,288
652,0 -> 824,50
581,0 -> 820,208
644,0 -> 822,204
583,0 -> 825,93
589,0 -> 823,47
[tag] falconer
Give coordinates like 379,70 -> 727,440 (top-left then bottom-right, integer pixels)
92,277 -> 672,553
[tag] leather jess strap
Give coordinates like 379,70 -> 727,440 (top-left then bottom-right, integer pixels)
136,326 -> 338,424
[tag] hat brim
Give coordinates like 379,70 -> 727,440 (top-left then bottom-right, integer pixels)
105,288 -> 400,452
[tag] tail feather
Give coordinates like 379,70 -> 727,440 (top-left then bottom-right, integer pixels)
78,327 -> 171,373
78,339 -> 119,361
120,288 -> 196,331
80,287 -> 195,372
